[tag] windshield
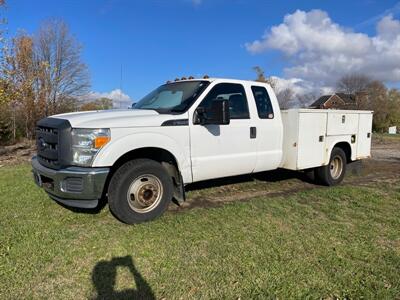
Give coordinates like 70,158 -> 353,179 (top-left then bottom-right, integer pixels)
134,80 -> 209,113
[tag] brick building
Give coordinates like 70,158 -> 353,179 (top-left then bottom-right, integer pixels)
310,93 -> 360,109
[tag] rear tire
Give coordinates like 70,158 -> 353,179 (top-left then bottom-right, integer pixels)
315,147 -> 347,186
108,159 -> 173,224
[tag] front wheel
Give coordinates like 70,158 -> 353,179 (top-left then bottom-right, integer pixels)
315,147 -> 347,186
108,159 -> 173,224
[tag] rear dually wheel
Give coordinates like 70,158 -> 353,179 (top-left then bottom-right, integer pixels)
315,147 -> 347,186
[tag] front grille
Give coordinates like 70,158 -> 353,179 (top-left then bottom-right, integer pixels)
36,125 -> 60,168
36,118 -> 72,169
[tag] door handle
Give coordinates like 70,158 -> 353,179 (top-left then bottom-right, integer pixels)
250,127 -> 257,139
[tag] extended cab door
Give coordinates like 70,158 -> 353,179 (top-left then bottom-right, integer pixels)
249,84 -> 283,173
189,82 -> 257,182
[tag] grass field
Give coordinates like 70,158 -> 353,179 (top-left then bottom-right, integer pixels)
0,163 -> 399,299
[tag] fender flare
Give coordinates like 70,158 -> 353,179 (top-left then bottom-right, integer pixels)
92,132 -> 192,183
324,136 -> 355,165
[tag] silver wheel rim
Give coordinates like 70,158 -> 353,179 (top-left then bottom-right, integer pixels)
127,174 -> 163,213
330,155 -> 343,180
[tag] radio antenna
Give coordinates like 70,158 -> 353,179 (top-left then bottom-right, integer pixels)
119,64 -> 123,108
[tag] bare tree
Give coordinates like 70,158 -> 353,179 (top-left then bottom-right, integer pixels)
35,19 -> 90,115
276,88 -> 294,110
336,73 -> 372,94
0,18 -> 90,142
366,80 -> 389,131
297,92 -> 321,108
80,97 -> 113,111
253,66 -> 276,90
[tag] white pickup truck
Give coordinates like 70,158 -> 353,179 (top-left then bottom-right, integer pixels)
32,78 -> 373,224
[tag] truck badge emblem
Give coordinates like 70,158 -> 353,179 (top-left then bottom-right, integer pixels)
38,138 -> 48,150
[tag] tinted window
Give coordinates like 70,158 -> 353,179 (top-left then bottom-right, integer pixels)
251,86 -> 274,119
199,83 -> 249,119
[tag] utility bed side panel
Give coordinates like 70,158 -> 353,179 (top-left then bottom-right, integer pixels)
281,109 -> 373,171
356,113 -> 373,158
297,113 -> 327,170
280,110 -> 299,170
281,110 -> 328,170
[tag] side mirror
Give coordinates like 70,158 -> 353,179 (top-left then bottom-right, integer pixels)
194,99 -> 230,125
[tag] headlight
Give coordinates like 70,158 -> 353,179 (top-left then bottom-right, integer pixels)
71,128 -> 111,166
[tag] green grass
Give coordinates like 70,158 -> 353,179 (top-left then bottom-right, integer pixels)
0,164 -> 399,299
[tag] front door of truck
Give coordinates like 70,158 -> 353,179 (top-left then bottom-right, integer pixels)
189,83 -> 257,182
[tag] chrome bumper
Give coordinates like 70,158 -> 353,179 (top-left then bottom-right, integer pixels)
31,156 -> 109,209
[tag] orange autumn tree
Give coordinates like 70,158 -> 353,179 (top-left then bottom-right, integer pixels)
0,18 -> 90,142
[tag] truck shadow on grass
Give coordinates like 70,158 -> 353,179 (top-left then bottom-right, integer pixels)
91,255 -> 155,300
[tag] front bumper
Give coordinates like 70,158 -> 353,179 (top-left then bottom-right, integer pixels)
31,156 -> 110,209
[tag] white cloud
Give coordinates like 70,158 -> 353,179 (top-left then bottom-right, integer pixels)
272,76 -> 333,99
84,89 -> 133,108
246,9 -> 400,94
272,76 -> 314,95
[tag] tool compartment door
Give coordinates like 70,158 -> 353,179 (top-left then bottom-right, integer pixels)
327,112 -> 358,136
356,113 -> 373,158
297,112 -> 327,169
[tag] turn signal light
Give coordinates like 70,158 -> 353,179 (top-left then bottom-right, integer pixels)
94,136 -> 110,149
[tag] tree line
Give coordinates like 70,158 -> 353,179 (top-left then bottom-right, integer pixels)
0,2 -> 112,144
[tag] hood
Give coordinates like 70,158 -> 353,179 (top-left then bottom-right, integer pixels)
51,109 -> 181,128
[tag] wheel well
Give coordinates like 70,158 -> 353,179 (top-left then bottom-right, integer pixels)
111,147 -> 179,172
101,147 -> 183,203
334,142 -> 352,163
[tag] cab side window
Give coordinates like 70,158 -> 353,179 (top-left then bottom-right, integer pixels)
199,83 -> 249,119
251,86 -> 274,119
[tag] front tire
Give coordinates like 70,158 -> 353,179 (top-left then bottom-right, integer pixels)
108,159 -> 173,224
315,147 -> 347,186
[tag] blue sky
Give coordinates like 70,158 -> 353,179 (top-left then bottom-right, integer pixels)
5,0 -> 400,102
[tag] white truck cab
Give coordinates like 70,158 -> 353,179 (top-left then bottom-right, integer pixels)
32,78 -> 373,224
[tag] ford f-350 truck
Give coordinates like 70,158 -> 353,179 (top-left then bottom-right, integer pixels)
32,78 -> 373,224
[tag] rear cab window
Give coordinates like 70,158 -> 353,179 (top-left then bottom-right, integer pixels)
251,86 -> 274,119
